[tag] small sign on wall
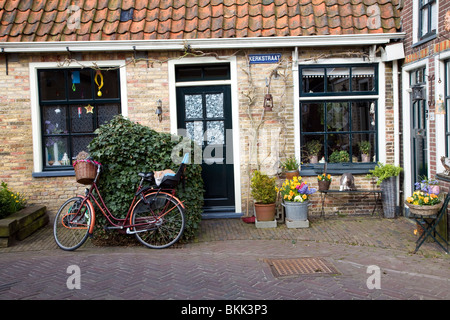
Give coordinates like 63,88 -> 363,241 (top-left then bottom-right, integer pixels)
248,54 -> 282,64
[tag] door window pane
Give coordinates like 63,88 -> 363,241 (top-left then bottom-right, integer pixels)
206,93 -> 224,118
185,94 -> 203,119
186,121 -> 204,146
206,121 -> 224,145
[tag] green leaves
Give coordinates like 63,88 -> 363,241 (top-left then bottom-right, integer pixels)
88,115 -> 204,243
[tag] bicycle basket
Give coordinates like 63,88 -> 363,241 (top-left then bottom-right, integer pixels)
74,160 -> 96,185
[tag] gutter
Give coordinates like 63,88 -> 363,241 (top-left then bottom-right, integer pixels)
0,33 -> 405,53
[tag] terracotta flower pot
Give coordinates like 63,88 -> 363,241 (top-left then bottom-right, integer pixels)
285,170 -> 299,180
254,203 -> 276,221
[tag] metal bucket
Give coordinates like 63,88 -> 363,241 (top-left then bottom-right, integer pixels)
282,201 -> 309,221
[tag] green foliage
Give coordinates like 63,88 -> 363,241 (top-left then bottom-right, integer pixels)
366,162 -> 403,185
358,141 -> 371,155
280,156 -> 300,171
305,140 -> 321,156
0,182 -> 26,219
329,150 -> 350,163
88,115 -> 204,243
251,170 -> 277,204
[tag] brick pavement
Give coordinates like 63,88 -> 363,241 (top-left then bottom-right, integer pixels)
0,216 -> 449,302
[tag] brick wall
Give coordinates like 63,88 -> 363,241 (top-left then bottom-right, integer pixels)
0,46 -> 397,218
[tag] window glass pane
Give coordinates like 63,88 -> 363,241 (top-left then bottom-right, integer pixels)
44,136 -> 69,167
176,67 -> 202,81
327,67 -> 349,92
72,136 -> 95,158
97,104 -> 120,126
203,65 -> 230,80
326,102 -> 349,132
328,134 -> 350,163
186,121 -> 204,146
301,102 -> 324,132
302,68 -> 325,93
185,94 -> 203,119
352,67 -> 375,92
39,70 -> 66,101
68,70 -> 92,100
302,135 -> 324,163
95,70 -> 119,99
206,121 -> 224,145
431,2 -> 437,31
352,133 -> 375,162
43,106 -> 67,134
71,105 -> 94,133
351,101 -> 376,130
206,93 -> 224,118
421,6 -> 429,36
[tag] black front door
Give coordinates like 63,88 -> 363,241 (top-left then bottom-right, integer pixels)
176,85 -> 235,213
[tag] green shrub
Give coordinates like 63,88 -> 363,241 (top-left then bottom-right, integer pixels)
366,162 -> 403,185
0,182 -> 26,219
329,150 -> 350,163
251,170 -> 277,204
88,115 -> 204,243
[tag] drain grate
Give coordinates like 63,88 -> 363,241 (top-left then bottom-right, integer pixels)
266,257 -> 339,278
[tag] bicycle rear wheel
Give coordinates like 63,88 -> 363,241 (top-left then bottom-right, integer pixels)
131,193 -> 185,249
53,196 -> 93,251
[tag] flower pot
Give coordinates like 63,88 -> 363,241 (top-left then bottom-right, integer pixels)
254,203 -> 276,221
361,153 -> 371,162
285,170 -> 299,180
282,200 -> 309,221
309,155 -> 318,164
404,201 -> 443,216
318,180 -> 331,191
380,177 -> 397,218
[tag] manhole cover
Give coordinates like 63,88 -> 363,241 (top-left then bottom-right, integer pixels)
266,257 -> 339,278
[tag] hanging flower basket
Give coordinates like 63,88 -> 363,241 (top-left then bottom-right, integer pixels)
73,159 -> 97,185
318,180 -> 331,191
404,201 -> 443,216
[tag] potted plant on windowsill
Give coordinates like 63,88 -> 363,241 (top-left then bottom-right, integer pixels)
359,140 -> 371,162
305,140 -> 321,164
280,156 -> 300,180
366,162 -> 403,218
329,150 -> 350,163
251,170 -> 277,222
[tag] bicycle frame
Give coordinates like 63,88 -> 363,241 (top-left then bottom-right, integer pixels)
76,163 -> 185,235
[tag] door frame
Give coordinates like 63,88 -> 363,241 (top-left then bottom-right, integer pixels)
168,56 -> 242,215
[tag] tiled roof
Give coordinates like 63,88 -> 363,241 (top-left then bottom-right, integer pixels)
0,0 -> 402,42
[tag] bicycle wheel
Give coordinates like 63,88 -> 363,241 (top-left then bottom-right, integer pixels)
53,196 -> 93,251
131,193 -> 185,249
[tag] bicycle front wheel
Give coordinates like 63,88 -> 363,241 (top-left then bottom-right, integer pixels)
53,196 -> 93,251
131,193 -> 185,249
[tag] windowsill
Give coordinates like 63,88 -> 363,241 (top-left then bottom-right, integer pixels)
32,170 -> 75,178
436,173 -> 450,183
411,34 -> 437,49
300,162 -> 377,176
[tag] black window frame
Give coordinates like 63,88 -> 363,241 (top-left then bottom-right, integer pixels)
445,60 -> 450,156
299,63 -> 379,176
37,68 -> 121,173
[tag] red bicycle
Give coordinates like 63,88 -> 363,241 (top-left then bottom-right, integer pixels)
53,154 -> 189,251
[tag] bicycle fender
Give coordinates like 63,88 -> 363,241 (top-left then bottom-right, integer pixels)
78,195 -> 96,235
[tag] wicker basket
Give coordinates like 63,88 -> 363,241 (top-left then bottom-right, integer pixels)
404,201 -> 443,216
74,160 -> 96,185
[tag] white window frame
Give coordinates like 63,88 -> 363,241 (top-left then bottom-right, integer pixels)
29,60 -> 128,175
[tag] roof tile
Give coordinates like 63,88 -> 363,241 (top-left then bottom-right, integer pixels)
0,0 -> 403,42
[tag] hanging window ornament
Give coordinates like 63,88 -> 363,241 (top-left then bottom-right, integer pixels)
71,71 -> 80,92
95,70 -> 104,97
78,106 -> 82,118
85,104 -> 94,113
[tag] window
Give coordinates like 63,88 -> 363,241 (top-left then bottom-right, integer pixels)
38,68 -> 121,171
299,64 -> 378,172
418,0 -> 437,41
445,60 -> 450,155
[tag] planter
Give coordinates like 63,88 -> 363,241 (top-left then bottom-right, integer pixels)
254,203 -> 276,221
318,180 -> 331,191
309,155 -> 319,164
405,201 -> 443,216
285,170 -> 299,180
361,153 -> 371,162
380,177 -> 397,218
282,200 -> 309,221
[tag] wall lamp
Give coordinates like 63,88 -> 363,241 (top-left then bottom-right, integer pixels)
155,99 -> 162,122
412,84 -> 425,101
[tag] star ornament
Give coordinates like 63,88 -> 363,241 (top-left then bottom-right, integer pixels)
85,104 -> 94,114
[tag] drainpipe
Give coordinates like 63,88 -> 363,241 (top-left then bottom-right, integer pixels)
393,59 -> 401,206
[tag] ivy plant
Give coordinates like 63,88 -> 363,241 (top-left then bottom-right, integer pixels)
88,115 -> 204,243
